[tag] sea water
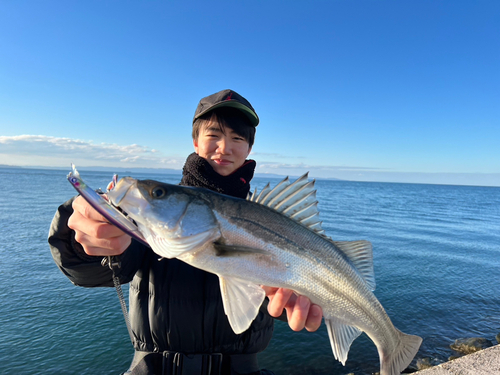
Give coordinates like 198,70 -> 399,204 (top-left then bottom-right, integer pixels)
0,167 -> 499,375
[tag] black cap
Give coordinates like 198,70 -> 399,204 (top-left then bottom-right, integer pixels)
193,89 -> 259,127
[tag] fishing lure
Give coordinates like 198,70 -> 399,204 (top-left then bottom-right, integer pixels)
67,164 -> 148,246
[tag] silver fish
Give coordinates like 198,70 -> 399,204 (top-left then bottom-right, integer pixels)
107,173 -> 422,375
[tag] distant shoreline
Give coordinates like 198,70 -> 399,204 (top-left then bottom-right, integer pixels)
1,164 -> 499,188
0,164 -> 296,181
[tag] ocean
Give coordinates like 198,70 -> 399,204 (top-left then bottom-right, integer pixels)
1,167 -> 499,375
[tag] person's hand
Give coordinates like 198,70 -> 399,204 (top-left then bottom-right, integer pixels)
68,195 -> 131,256
262,287 -> 323,332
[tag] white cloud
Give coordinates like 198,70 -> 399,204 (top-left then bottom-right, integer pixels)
0,135 -> 184,169
1,135 -> 498,186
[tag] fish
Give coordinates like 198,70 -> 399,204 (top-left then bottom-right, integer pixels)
94,169 -> 421,375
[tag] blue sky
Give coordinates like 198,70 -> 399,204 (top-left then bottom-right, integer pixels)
1,1 -> 499,186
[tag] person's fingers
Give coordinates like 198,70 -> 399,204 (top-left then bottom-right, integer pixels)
261,286 -> 278,297
263,287 -> 323,332
286,295 -> 310,331
72,196 -> 108,222
69,197 -> 131,255
73,229 -> 131,254
69,203 -> 126,239
304,304 -> 323,332
267,288 -> 295,317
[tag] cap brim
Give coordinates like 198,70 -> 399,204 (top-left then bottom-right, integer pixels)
195,101 -> 259,127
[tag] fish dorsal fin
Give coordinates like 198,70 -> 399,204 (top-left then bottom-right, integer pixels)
333,240 -> 376,291
324,315 -> 362,366
248,173 -> 326,237
218,276 -> 266,334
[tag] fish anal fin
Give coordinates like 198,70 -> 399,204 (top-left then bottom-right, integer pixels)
325,316 -> 363,366
218,276 -> 266,334
333,240 -> 376,291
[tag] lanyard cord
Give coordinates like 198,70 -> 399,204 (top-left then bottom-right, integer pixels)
102,256 -> 134,345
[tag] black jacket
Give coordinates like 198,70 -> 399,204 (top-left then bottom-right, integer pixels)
48,197 -> 274,371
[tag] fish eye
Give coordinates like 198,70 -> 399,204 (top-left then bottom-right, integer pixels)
151,187 -> 166,199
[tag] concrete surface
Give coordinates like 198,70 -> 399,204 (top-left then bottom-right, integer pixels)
414,344 -> 500,374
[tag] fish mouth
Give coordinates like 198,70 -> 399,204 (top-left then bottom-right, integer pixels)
107,177 -> 136,207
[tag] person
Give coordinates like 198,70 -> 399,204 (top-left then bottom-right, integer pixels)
48,89 -> 323,375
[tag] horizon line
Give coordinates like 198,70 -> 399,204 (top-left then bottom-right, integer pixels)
1,163 -> 499,188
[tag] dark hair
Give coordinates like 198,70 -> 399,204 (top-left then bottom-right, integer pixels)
192,107 -> 256,148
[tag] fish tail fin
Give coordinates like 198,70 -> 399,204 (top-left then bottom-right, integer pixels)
380,329 -> 422,375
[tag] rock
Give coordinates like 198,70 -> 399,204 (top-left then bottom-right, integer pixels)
415,357 -> 443,370
450,337 -> 494,355
496,333 -> 500,344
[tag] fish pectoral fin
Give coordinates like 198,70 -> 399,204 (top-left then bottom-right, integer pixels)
213,242 -> 268,257
218,276 -> 266,334
332,240 -> 376,291
325,315 -> 363,366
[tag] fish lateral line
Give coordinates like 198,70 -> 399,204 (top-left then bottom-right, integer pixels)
213,241 -> 269,257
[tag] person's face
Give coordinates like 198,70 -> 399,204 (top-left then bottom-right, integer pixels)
194,123 -> 252,176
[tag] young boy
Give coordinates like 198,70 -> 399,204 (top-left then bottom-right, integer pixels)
49,89 -> 322,375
